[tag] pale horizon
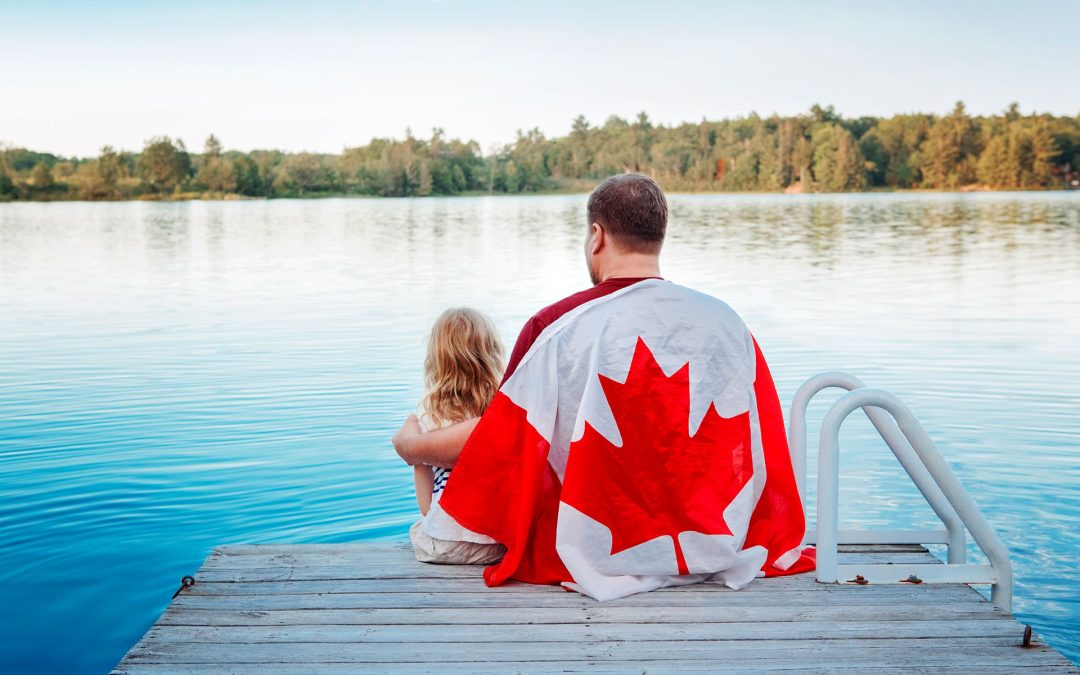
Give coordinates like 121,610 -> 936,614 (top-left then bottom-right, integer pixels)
3,0 -> 1078,157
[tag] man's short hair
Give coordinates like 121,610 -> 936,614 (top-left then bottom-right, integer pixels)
586,173 -> 667,254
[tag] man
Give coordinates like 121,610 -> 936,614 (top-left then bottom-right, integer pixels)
394,173 -> 812,601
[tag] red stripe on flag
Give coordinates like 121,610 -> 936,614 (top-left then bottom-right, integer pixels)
437,392 -> 571,586
745,336 -> 816,577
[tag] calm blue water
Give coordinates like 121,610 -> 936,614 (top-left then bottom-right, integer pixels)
1,193 -> 1078,671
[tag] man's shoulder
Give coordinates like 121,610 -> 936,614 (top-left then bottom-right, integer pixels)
502,278 -> 660,384
502,278 -> 745,385
566,280 -> 748,337
529,278 -> 740,327
662,282 -> 747,328
529,286 -> 607,330
664,281 -> 740,312
527,277 -> 661,330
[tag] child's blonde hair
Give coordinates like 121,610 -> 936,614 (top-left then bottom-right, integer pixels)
422,307 -> 504,426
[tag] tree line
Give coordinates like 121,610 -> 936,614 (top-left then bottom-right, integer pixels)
1,102 -> 1077,201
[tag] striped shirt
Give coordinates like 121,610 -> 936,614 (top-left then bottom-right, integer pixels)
417,407 -> 454,505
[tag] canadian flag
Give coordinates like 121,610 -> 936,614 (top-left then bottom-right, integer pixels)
425,279 -> 814,601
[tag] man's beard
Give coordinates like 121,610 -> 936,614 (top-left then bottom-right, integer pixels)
586,256 -> 600,285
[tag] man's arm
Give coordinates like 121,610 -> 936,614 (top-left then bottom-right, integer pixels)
392,415 -> 479,469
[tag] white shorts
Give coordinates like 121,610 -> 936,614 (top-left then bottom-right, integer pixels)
409,519 -> 506,565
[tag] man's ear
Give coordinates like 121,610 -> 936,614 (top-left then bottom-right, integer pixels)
590,223 -> 604,255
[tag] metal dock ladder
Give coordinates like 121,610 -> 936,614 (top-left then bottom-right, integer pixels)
789,372 -> 1013,610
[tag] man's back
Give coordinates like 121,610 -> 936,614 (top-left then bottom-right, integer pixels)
431,279 -> 812,600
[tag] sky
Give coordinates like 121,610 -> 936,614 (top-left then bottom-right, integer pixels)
2,0 -> 1078,157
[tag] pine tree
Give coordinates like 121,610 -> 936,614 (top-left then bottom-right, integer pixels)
1032,122 -> 1060,187
417,161 -> 432,196
977,134 -> 1011,188
923,102 -> 979,188
811,124 -> 866,192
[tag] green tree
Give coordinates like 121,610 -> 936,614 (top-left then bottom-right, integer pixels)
31,161 -> 54,190
232,155 -> 265,196
858,133 -> 889,186
569,115 -> 591,176
922,102 -> 979,188
501,128 -> 551,192
273,152 -> 332,195
98,146 -> 125,196
53,161 -> 75,180
0,172 -> 14,198
793,135 -> 813,189
1006,127 -> 1035,187
451,164 -> 467,192
811,124 -> 866,191
417,160 -> 433,196
76,160 -> 106,199
810,104 -> 840,125
1031,121 -> 1060,187
204,134 -> 223,158
197,157 -> 237,193
137,137 -> 191,194
977,134 -> 1012,188
195,135 -> 237,193
851,115 -> 930,188
76,146 -> 127,199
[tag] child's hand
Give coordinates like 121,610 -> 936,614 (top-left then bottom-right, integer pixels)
392,414 -> 423,464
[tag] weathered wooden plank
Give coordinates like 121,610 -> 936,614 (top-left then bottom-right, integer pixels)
159,596 -> 1002,617
170,586 -> 986,611
181,570 -> 959,591
190,557 -> 941,583
182,575 -> 977,596
118,636 -> 1068,666
209,543 -> 929,556
142,619 -> 1025,644
201,549 -> 937,570
114,664 -> 1079,675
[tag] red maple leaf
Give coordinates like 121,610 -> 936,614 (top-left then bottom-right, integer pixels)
560,337 -> 753,575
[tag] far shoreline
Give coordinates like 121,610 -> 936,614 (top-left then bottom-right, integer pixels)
2,185 -> 1078,205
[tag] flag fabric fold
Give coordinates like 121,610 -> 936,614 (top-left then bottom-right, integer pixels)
428,279 -> 814,600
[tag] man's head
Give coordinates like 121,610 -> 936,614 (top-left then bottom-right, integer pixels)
584,173 -> 667,284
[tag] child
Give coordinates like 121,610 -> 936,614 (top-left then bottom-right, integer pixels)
408,307 -> 507,565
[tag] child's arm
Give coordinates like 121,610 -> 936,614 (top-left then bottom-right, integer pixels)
394,415 -> 479,468
413,465 -> 435,516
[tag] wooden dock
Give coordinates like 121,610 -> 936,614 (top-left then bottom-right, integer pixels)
114,543 -> 1077,673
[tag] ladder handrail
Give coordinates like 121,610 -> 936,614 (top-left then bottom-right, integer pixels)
788,372 -> 966,563
816,388 -> 1013,610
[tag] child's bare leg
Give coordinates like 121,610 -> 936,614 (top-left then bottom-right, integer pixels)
413,465 -> 434,516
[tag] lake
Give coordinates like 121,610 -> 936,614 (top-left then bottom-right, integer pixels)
1,192 -> 1078,671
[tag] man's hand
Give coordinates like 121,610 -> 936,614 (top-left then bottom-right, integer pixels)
392,415 -> 480,469
392,414 -> 424,465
